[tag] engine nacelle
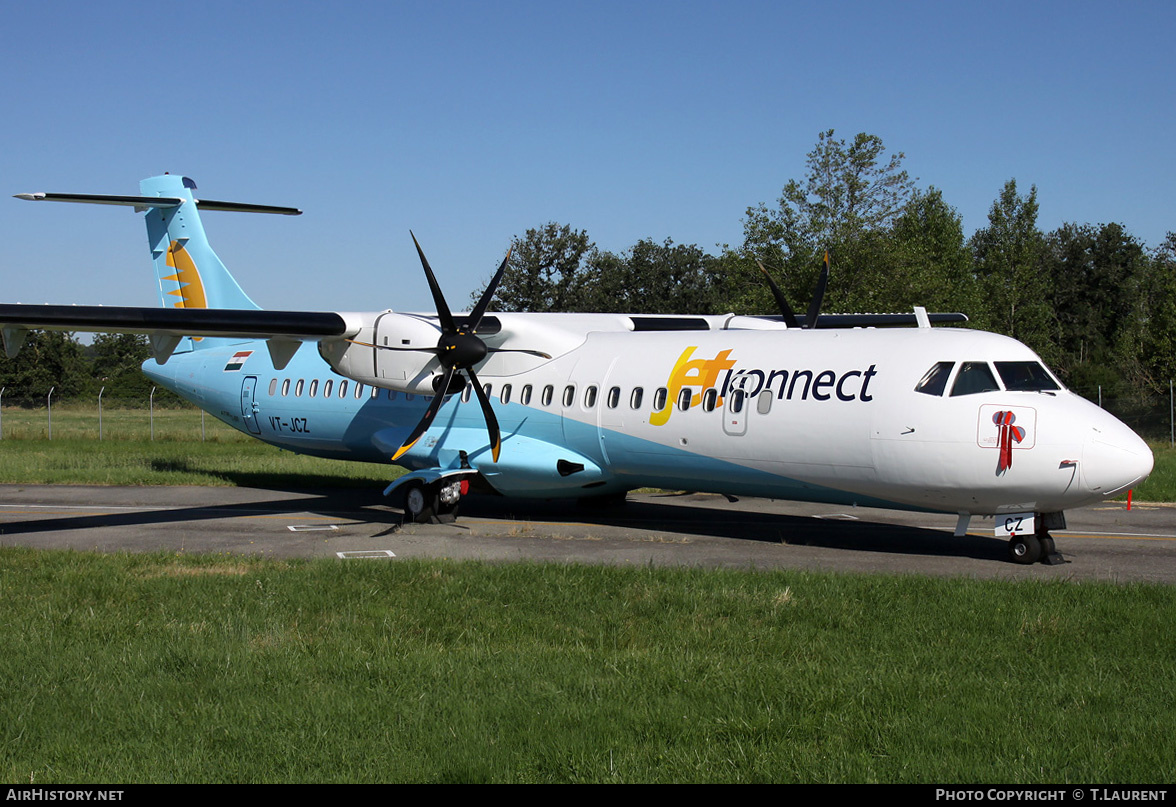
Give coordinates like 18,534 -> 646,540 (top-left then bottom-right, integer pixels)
319,312 -> 445,394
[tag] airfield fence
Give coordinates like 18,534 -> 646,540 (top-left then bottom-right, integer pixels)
1,382 -> 1174,446
0,385 -> 238,443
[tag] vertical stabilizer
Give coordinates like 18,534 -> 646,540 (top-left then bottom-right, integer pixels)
140,175 -> 262,315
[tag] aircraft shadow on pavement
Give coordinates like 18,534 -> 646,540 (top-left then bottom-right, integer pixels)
454,493 -> 1008,563
0,489 -> 400,538
0,486 -> 1007,563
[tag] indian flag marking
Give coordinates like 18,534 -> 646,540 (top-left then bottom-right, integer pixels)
224,351 -> 253,372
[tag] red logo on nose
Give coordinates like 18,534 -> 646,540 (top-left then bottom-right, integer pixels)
993,411 -> 1026,472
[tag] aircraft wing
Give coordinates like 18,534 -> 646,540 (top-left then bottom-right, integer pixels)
0,303 -> 361,369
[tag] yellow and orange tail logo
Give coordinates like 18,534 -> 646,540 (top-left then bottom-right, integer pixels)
162,241 -> 208,309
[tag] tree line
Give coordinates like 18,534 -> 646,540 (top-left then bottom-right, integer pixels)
5,130 -> 1174,417
0,332 -> 180,406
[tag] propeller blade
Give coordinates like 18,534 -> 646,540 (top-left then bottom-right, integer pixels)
805,251 -> 830,329
390,365 -> 457,462
410,231 -> 456,333
467,367 -> 501,463
756,261 -> 801,329
467,249 -> 512,332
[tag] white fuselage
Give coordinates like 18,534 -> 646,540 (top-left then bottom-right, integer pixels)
147,315 -> 1154,518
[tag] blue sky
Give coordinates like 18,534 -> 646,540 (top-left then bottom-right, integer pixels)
1,0 -> 1172,314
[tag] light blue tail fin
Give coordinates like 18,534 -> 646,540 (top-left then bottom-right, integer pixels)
15,174 -> 301,353
140,174 -> 262,315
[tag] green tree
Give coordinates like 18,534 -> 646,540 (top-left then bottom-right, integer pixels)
969,180 -> 1055,360
1043,222 -> 1148,394
581,238 -> 723,314
0,330 -> 88,405
1139,232 -> 1176,392
479,223 -> 595,312
90,332 -> 156,402
888,187 -> 976,315
741,130 -> 917,314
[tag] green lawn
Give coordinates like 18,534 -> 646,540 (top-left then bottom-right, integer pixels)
1,551 -> 1173,783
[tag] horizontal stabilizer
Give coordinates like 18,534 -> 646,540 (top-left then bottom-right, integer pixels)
15,192 -> 301,215
14,192 -> 183,208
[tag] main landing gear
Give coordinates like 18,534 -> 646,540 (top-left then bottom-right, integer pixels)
1007,513 -> 1066,565
401,479 -> 466,524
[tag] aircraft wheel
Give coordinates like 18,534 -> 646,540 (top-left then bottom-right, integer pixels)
1008,533 -> 1042,565
434,480 -> 463,524
403,481 -> 437,524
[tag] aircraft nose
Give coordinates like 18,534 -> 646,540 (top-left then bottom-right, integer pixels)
1082,419 -> 1154,497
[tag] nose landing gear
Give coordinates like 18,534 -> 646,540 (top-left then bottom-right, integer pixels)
1007,512 -> 1066,565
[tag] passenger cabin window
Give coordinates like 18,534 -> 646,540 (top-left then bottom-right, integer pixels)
995,361 -> 1060,392
461,382 -> 472,403
355,383 -> 365,399
728,388 -> 746,413
950,362 -> 1000,396
677,389 -> 692,411
282,379 -> 291,396
338,380 -> 348,398
653,387 -> 668,412
630,387 -> 644,410
309,380 -> 319,397
562,385 -> 575,407
757,390 -> 773,415
521,385 -> 533,405
500,384 -> 512,404
323,380 -> 333,398
295,379 -> 305,397
607,387 -> 620,408
584,386 -> 598,408
542,385 -> 554,406
268,379 -> 278,396
915,362 -> 955,396
702,388 -> 718,412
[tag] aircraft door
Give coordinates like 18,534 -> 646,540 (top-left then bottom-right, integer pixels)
595,357 -> 621,465
240,375 -> 262,435
722,385 -> 749,437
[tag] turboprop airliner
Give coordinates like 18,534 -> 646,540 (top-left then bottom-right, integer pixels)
2,175 -> 1154,564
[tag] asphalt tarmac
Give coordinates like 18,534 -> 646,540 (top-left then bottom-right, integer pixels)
1,484 -> 1174,582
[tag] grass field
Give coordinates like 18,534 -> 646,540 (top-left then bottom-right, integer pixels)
2,550 -> 1174,783
0,405 -> 398,488
1,404 -> 1174,783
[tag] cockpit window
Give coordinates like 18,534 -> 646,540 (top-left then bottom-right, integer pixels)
950,362 -> 1000,396
995,361 -> 1060,392
915,362 -> 955,396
